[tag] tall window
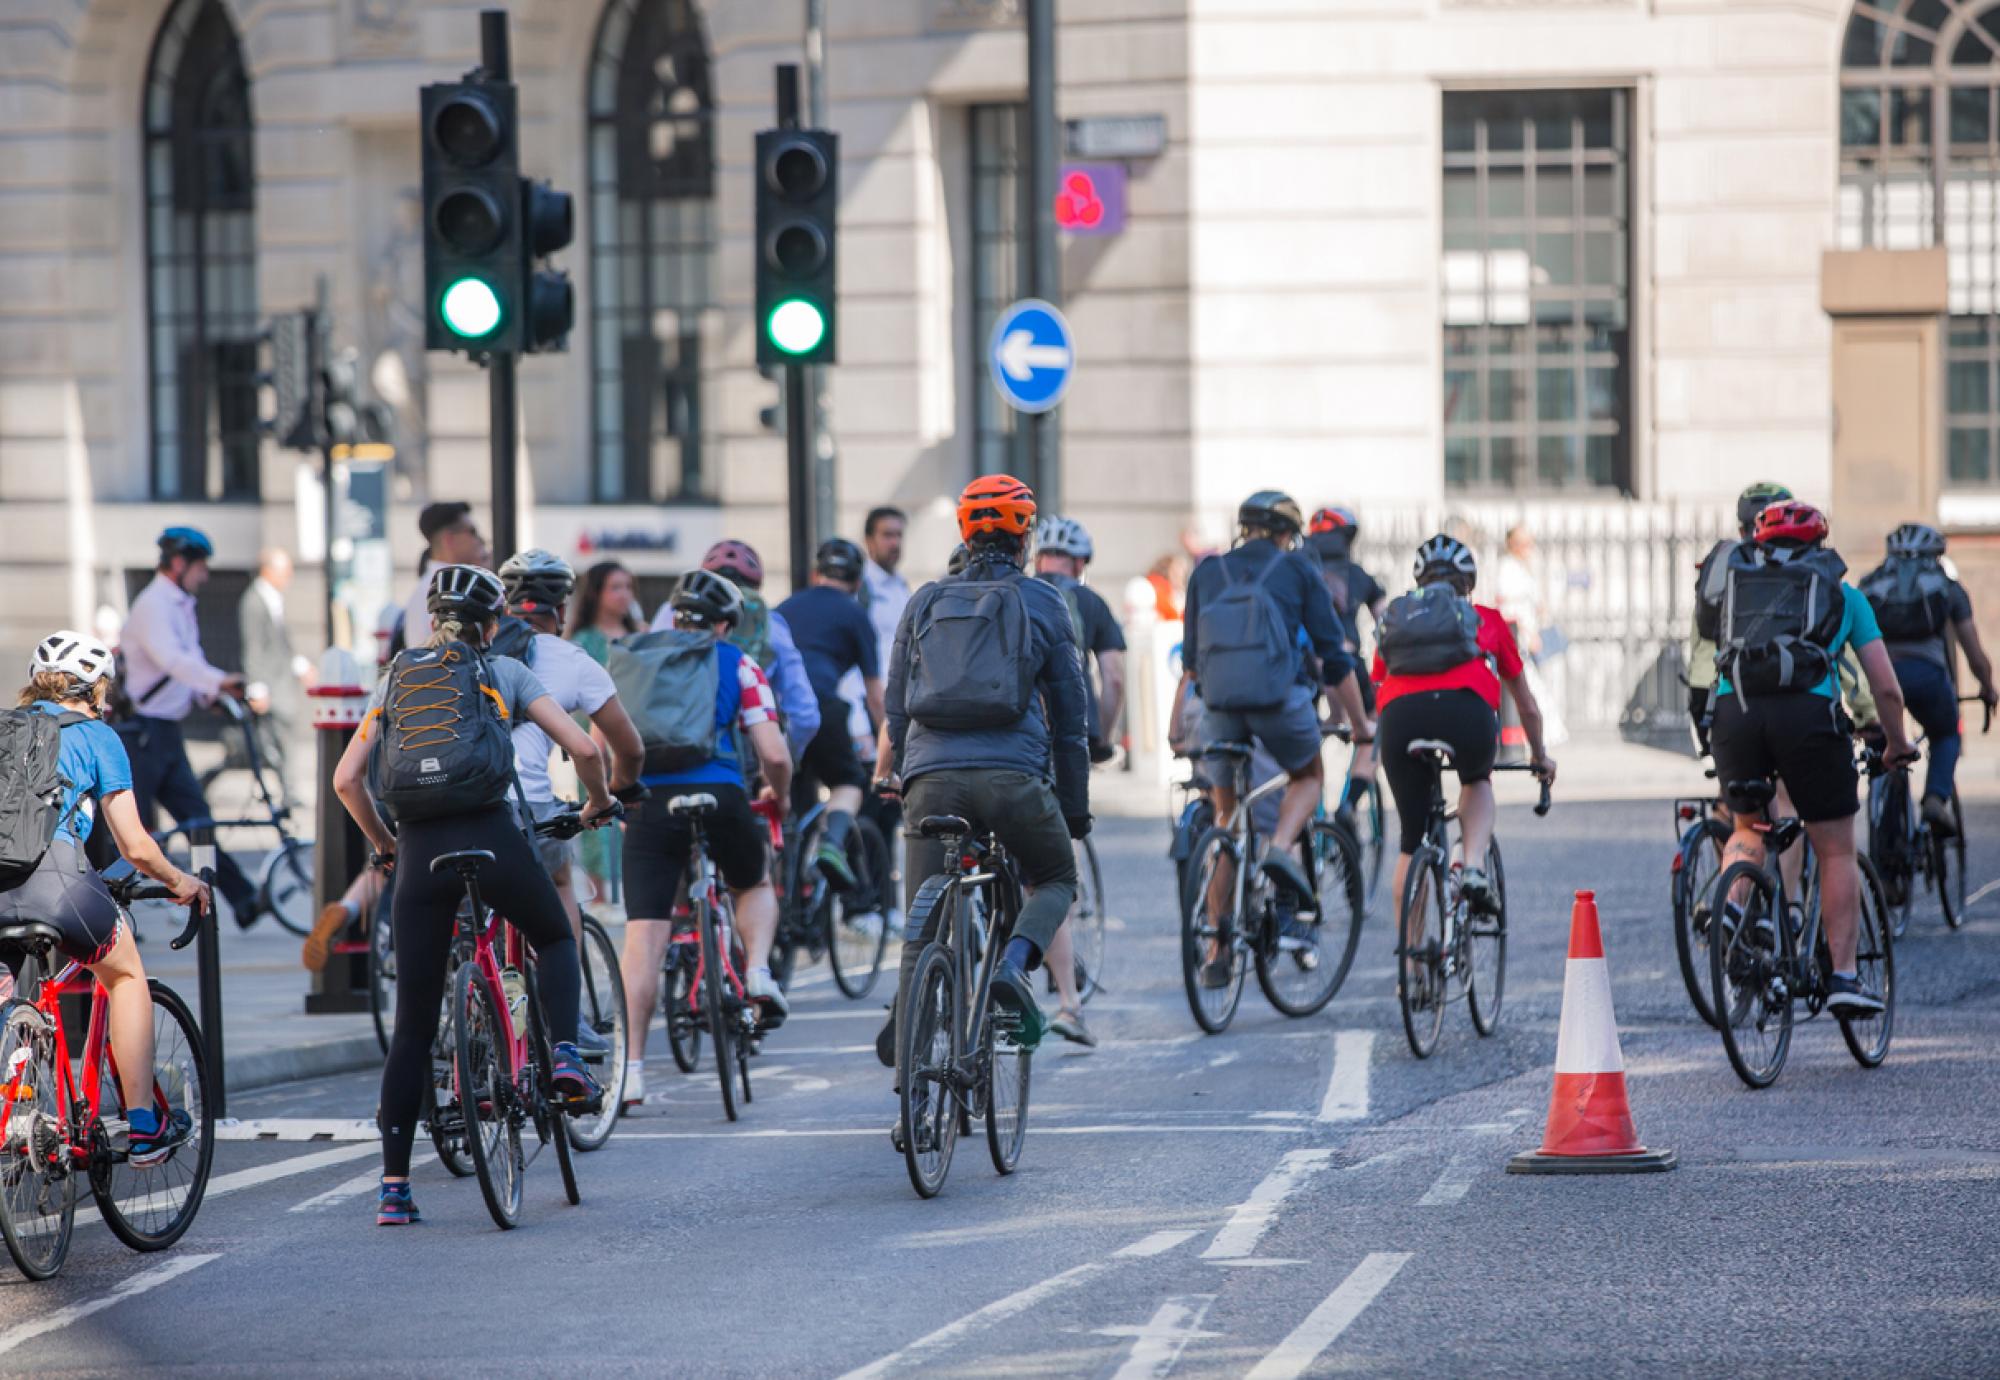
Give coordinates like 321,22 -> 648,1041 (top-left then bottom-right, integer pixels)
1441,90 -> 1631,493
970,104 -> 1032,479
142,0 -> 259,501
587,0 -> 717,503
1841,0 -> 2000,486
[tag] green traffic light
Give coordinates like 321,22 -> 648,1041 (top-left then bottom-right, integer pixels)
440,277 -> 503,340
766,298 -> 826,356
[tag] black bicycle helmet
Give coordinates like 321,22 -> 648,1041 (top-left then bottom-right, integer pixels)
1413,534 -> 1477,591
1238,490 -> 1305,538
671,567 -> 744,628
816,537 -> 866,583
1887,521 -> 1946,559
498,548 -> 576,614
426,563 -> 506,620
1736,481 -> 1793,536
158,526 -> 215,562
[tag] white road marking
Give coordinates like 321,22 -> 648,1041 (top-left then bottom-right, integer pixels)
290,1166 -> 387,1213
0,1253 -> 221,1358
838,1261 -> 1109,1380
1100,1295 -> 1219,1380
1416,1153 -> 1481,1206
1964,877 -> 2000,908
1114,1229 -> 1200,1258
613,1123 -> 1306,1142
1203,1148 -> 1336,1260
1244,1252 -> 1413,1380
1316,1030 -> 1373,1122
67,1140 -> 381,1232
215,1117 -> 378,1142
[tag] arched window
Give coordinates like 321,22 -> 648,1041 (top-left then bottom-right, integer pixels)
586,0 -> 717,503
143,0 -> 260,501
1841,1 -> 2000,485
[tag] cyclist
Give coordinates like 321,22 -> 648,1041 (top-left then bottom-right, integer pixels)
391,501 -> 490,656
1708,501 -> 1916,1017
495,549 -> 646,1061
1858,522 -> 1999,836
1306,505 -> 1387,822
1688,481 -> 1794,749
776,538 -> 884,891
332,564 -> 616,1226
619,570 -> 794,1111
1373,536 -> 1555,951
1,631 -> 209,1166
692,539 -> 821,759
1178,491 -> 1373,987
881,473 -> 1090,1079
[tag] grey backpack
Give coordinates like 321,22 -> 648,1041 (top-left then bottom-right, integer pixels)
1194,555 -> 1294,711
1378,585 -> 1483,676
1859,556 -> 1953,641
367,644 -> 521,823
1717,544 -> 1848,698
904,575 -> 1035,730
0,708 -> 87,884
608,628 -> 721,774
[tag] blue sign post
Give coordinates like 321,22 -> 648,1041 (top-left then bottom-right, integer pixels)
988,298 -> 1075,415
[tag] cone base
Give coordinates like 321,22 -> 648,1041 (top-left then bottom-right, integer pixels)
1506,1146 -> 1677,1175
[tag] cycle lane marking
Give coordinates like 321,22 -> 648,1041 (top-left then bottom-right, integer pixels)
1202,1148 -> 1336,1260
1243,1251 -> 1413,1380
1316,1030 -> 1373,1121
1416,1112 -> 1529,1206
1097,1294 -> 1219,1380
0,1253 -> 221,1359
64,1141 -> 382,1232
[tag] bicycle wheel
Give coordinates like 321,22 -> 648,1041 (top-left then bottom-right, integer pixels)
523,965 -> 580,1206
1672,818 -> 1729,1028
1708,862 -> 1793,1089
92,980 -> 214,1253
1867,772 -> 1913,939
984,998 -> 1032,1175
454,962 -> 522,1229
1180,827 -> 1247,1034
1354,778 -> 1387,911
258,837 -> 316,936
899,940 -> 960,1198
665,947 -> 703,1074
0,1000 -> 74,1280
426,966 -> 474,1176
1937,791 -> 1968,930
1397,851 -> 1448,1059
1467,839 -> 1507,1036
829,817 -> 891,1000
1071,835 -> 1108,1004
1257,823 -> 1360,1018
568,916 -> 626,1152
369,911 -> 396,1055
698,900 -> 739,1122
1841,856 -> 1896,1068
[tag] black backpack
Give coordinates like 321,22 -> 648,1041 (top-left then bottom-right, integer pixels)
0,708 -> 88,884
1716,544 -> 1848,698
1194,555 -> 1295,712
1859,555 -> 1953,641
486,615 -> 539,666
1305,530 -> 1356,618
367,643 -> 521,823
1378,585 -> 1483,676
904,573 -> 1036,730
1693,538 -> 1737,643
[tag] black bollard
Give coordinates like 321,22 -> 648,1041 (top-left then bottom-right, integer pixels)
189,824 -> 226,1118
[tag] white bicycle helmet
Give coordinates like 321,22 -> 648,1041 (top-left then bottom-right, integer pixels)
1034,515 -> 1094,562
1413,534 -> 1478,590
33,629 -> 115,686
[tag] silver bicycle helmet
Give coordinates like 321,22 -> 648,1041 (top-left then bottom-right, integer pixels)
498,548 -> 576,612
1886,522 -> 1946,559
671,567 -> 745,628
426,563 -> 506,620
1413,534 -> 1478,590
1034,515 -> 1094,562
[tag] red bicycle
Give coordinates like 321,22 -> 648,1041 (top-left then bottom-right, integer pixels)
0,873 -> 214,1280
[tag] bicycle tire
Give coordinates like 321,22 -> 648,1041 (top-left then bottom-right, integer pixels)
0,1000 -> 74,1280
522,964 -> 581,1206
1841,856 -> 1896,1068
1356,778 -> 1388,912
1397,849 -> 1448,1059
1072,834 -> 1108,1004
1869,772 -> 1914,939
665,948 -> 703,1074
454,962 -> 522,1228
259,837 -> 316,937
984,997 -> 1031,1175
1709,861 -> 1792,1089
424,1078 -> 474,1178
369,911 -> 396,1056
1672,818 -> 1729,1028
568,915 -> 626,1152
699,897 -> 740,1122
1256,823 -> 1360,1018
899,938 -> 960,1198
1467,838 -> 1507,1037
1938,791 -> 1968,930
91,979 -> 215,1253
829,817 -> 891,1000
1179,827 -> 1246,1035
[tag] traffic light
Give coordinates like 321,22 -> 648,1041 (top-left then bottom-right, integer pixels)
755,129 -> 838,366
520,178 -> 573,353
266,311 -> 317,450
422,77 -> 522,352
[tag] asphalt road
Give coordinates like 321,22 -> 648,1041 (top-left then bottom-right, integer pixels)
6,797 -> 2000,1377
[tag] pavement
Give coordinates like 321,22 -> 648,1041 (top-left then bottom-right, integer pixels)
7,789 -> 2000,1374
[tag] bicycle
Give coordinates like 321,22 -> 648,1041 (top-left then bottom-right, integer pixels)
655,796 -> 783,1081
1394,743 -> 1550,1060
1707,775 -> 1894,1089
1178,726 -> 1366,1036
0,872 -> 214,1280
773,799 -> 890,999
1670,789 -> 1730,1028
1867,696 -> 1984,935
1065,833 -> 1107,1004
1335,753 -> 1388,912
896,814 -> 1033,1199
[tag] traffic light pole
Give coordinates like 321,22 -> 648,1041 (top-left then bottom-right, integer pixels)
776,63 -> 815,594
1027,0 -> 1063,513
481,10 -> 520,565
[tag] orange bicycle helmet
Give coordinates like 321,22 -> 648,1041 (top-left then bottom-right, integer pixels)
1753,500 -> 1829,548
957,473 -> 1037,542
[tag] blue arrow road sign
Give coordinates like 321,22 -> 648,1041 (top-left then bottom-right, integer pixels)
989,298 -> 1075,414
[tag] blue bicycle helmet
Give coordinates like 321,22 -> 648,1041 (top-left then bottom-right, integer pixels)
158,526 -> 214,562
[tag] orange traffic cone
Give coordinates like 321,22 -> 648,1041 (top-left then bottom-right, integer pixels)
1508,891 -> 1676,1174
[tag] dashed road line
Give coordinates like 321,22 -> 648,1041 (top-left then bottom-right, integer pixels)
1115,1230 -> 1201,1258
838,1261 -> 1110,1379
216,1117 -> 378,1142
1244,1252 -> 1413,1380
290,1166 -> 388,1213
1203,1148 -> 1336,1260
0,1253 -> 221,1358
1316,1030 -> 1373,1122
1100,1295 -> 1219,1380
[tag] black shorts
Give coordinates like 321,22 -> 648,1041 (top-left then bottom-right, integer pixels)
1710,692 -> 1857,823
0,838 -> 124,967
799,693 -> 868,795
1379,689 -> 1499,854
622,783 -> 769,920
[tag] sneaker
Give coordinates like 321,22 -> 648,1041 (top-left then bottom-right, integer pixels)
875,1015 -> 897,1068
620,1061 -> 646,1114
551,1043 -> 604,1114
126,1105 -> 192,1168
815,840 -> 858,893
1049,1007 -> 1098,1048
844,911 -> 885,941
1259,849 -> 1315,904
1922,794 -> 1957,838
890,1115 -> 936,1156
1200,951 -> 1234,990
1825,973 -> 1886,1019
376,1180 -> 421,1226
886,908 -> 907,939
1459,867 -> 1497,916
574,1022 -> 613,1063
1278,914 -> 1322,972
987,958 -> 1046,1050
746,967 -> 791,1022
302,903 -> 351,972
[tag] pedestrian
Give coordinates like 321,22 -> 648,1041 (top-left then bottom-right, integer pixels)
1145,553 -> 1188,623
238,547 -> 316,809
569,559 -> 645,906
855,508 -> 912,912
115,527 -> 262,928
392,501 -> 490,656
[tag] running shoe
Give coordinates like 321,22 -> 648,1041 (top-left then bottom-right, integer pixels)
302,903 -> 351,972
126,1105 -> 192,1168
1922,794 -> 1957,838
746,967 -> 791,1021
1049,1007 -> 1097,1048
987,959 -> 1046,1050
1259,849 -> 1315,904
574,1022 -> 613,1062
815,840 -> 858,892
376,1180 -> 421,1226
1825,973 -> 1886,1018
620,1061 -> 646,1114
551,1043 -> 604,1114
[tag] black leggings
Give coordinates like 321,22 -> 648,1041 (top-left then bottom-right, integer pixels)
1379,689 -> 1499,854
378,806 -> 580,1178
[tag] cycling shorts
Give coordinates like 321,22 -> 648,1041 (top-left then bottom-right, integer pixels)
799,693 -> 868,794
1710,692 -> 1857,823
1379,689 -> 1498,854
1200,683 -> 1322,776
623,783 -> 768,920
0,838 -> 124,966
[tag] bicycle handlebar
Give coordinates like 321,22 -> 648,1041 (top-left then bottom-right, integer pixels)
1959,693 -> 1995,734
107,868 -> 213,950
1492,762 -> 1554,816
534,802 -> 625,841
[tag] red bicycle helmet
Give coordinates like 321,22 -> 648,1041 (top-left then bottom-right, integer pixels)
1753,500 -> 1829,548
1309,505 -> 1356,536
957,473 -> 1037,542
702,539 -> 765,589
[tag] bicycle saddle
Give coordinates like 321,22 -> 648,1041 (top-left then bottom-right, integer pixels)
1205,740 -> 1253,760
0,921 -> 63,954
668,793 -> 718,816
1406,737 -> 1457,763
1728,780 -> 1777,809
429,848 -> 496,875
916,814 -> 971,839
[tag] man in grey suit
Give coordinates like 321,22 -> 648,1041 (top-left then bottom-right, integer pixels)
238,548 -> 316,808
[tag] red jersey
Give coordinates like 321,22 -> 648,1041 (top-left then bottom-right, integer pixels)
1372,604 -> 1523,711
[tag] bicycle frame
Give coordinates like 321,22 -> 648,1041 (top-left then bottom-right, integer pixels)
1737,805 -> 1828,993
936,834 -> 1022,1091
677,816 -> 749,1020
0,955 -> 156,1168
448,875 -> 532,1097
1205,755 -> 1291,933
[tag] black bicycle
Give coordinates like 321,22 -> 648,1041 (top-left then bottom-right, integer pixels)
896,815 -> 1033,1199
772,800 -> 891,999
1395,743 -> 1550,1060
1670,790 -> 1730,1028
1867,696 -> 1984,935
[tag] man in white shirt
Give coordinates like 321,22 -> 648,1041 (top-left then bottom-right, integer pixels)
118,527 -> 259,925
837,507 -> 910,754
393,502 -> 491,655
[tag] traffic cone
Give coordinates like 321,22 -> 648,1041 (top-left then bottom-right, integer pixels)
1508,891 -> 1676,1174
